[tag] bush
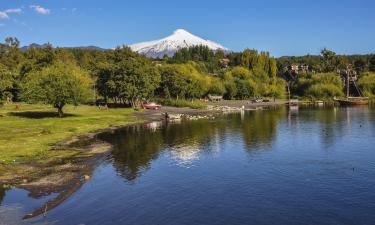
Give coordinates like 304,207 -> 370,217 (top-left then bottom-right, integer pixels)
157,98 -> 207,109
358,73 -> 375,97
306,83 -> 343,98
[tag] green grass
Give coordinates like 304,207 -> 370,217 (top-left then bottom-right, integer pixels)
156,99 -> 207,109
0,103 -> 139,164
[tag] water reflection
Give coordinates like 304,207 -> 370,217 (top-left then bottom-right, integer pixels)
0,185 -> 8,205
97,109 -> 287,182
241,109 -> 285,150
2,105 -> 374,224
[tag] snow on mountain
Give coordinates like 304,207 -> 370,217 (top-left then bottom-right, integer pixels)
129,29 -> 230,58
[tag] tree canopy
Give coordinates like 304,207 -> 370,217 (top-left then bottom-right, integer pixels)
21,62 -> 92,116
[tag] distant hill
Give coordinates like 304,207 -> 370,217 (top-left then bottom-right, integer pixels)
20,43 -> 107,51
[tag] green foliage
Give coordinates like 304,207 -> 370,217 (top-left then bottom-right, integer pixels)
1,37 -> 373,106
159,62 -> 212,99
96,47 -> 160,107
223,61 -> 285,99
0,64 -> 14,104
209,79 -> 226,95
369,56 -> 375,72
306,84 -> 343,98
293,72 -> 343,98
169,45 -> 226,74
278,50 -> 375,75
157,98 -> 207,109
21,62 -> 92,116
358,72 -> 375,97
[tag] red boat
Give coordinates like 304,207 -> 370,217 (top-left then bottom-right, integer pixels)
143,102 -> 162,110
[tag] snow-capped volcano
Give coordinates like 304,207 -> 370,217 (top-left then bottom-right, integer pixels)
129,29 -> 230,58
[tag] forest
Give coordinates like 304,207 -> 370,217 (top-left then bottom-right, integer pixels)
1,37 -> 375,115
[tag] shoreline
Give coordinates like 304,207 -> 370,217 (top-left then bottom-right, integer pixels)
0,100 -> 287,219
1,100 -> 288,184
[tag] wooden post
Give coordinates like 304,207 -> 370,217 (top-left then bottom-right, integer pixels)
346,70 -> 350,98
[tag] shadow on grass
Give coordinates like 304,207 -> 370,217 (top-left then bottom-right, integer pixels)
9,111 -> 77,119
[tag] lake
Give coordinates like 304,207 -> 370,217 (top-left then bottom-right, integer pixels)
1,106 -> 375,225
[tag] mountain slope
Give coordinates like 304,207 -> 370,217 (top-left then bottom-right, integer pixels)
20,44 -> 106,52
129,29 -> 230,58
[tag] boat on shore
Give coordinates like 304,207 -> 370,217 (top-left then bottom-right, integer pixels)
334,97 -> 369,106
334,65 -> 369,106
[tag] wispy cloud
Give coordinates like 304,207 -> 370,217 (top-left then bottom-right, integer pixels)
5,8 -> 22,14
0,12 -> 9,19
0,23 -> 5,28
30,5 -> 50,15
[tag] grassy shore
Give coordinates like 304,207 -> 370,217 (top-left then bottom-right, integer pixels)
0,103 -> 138,165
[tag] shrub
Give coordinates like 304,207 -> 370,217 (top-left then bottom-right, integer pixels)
358,73 -> 375,97
306,83 -> 343,98
157,98 -> 207,109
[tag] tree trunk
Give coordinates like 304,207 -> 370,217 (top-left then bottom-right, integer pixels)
55,102 -> 65,117
57,106 -> 64,117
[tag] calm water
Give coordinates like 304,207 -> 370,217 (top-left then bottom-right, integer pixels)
1,106 -> 375,225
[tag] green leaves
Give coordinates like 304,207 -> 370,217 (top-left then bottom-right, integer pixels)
96,47 -> 161,107
21,62 -> 92,115
0,64 -> 14,103
294,72 -> 344,98
358,73 -> 375,97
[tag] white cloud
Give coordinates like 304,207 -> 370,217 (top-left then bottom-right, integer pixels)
30,5 -> 50,15
0,23 -> 5,27
5,8 -> 22,14
0,12 -> 9,19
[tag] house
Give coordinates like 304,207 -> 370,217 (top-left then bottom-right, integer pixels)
219,58 -> 230,68
285,64 -> 310,74
208,94 -> 223,102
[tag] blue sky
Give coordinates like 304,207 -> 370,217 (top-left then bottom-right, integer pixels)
0,0 -> 374,56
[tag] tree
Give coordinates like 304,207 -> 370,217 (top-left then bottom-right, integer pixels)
296,72 -> 343,98
159,64 -> 189,99
21,63 -> 92,117
358,72 -> 375,97
115,58 -> 160,107
321,48 -> 343,72
369,55 -> 375,72
0,64 -> 13,104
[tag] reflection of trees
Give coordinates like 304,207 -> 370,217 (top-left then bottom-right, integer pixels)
98,119 -> 228,182
0,185 -> 9,205
241,108 -> 286,150
163,120 -> 226,147
98,126 -> 164,181
292,106 -> 371,148
99,109 -> 287,182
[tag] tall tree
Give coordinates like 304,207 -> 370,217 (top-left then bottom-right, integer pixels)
21,63 -> 92,117
0,64 -> 13,104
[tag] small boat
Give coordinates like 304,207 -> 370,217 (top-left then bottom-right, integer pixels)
334,97 -> 369,106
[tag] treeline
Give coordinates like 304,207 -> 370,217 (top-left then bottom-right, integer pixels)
277,48 -> 375,74
0,38 -> 285,115
1,37 -> 375,115
278,48 -> 375,98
